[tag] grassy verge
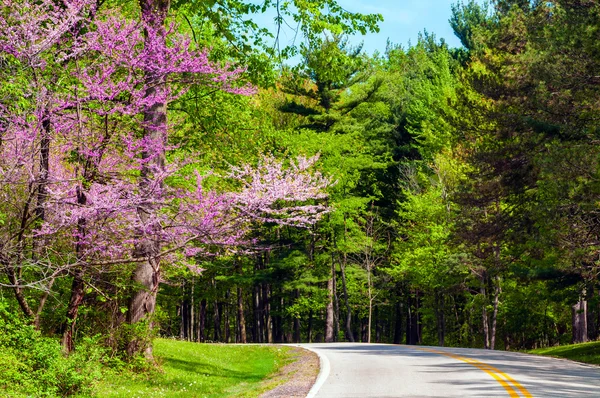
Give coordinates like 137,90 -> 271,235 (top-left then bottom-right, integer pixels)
93,339 -> 293,398
529,340 -> 600,366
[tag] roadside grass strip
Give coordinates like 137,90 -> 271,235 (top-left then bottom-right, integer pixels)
529,341 -> 600,366
416,347 -> 533,398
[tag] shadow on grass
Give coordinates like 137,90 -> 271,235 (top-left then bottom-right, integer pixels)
534,341 -> 600,365
161,357 -> 267,382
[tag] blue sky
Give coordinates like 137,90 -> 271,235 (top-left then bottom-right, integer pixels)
254,0 -> 463,57
337,0 -> 463,53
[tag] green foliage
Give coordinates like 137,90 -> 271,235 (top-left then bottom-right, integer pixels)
449,0 -> 491,51
0,300 -> 103,397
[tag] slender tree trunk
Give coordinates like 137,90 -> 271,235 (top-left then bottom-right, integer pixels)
325,276 -> 335,342
237,286 -> 246,343
490,275 -> 501,350
179,282 -> 186,339
61,186 -> 88,353
199,298 -> 207,342
375,306 -> 381,343
33,278 -> 55,329
406,293 -> 419,345
294,289 -> 301,343
7,111 -> 51,320
340,254 -> 354,341
275,296 -> 284,343
332,255 -> 339,342
190,281 -> 195,341
5,264 -> 34,317
573,287 -> 588,344
393,300 -> 403,345
367,263 -> 373,343
224,289 -> 230,343
253,285 -> 261,343
213,299 -> 221,342
61,269 -> 85,353
481,281 -> 490,350
264,284 -> 272,343
435,290 -> 445,347
307,309 -> 313,343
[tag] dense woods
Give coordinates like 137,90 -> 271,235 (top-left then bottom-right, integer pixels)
2,0 -> 600,393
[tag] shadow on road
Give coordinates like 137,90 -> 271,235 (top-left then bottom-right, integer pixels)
308,343 -> 600,397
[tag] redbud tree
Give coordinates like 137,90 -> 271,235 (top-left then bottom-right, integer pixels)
0,0 -> 331,355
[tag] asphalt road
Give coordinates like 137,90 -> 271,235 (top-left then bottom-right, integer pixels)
299,343 -> 600,398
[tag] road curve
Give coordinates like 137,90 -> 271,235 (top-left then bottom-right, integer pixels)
298,343 -> 600,398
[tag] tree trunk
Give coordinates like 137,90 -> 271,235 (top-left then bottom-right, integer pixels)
367,264 -> 373,343
33,278 -> 55,329
61,269 -> 85,353
307,309 -> 313,343
224,289 -> 230,343
490,275 -> 501,350
179,282 -> 186,340
61,187 -> 88,353
393,300 -> 403,345
275,296 -> 284,343
375,306 -> 381,343
331,256 -> 339,342
213,299 -> 221,342
435,290 -> 445,347
339,255 -> 354,341
199,298 -> 207,342
190,282 -> 195,341
237,286 -> 246,343
294,289 -> 301,343
325,276 -> 335,342
263,283 -> 272,343
253,285 -> 261,343
406,293 -> 419,345
127,0 -> 169,359
573,298 -> 588,344
5,265 -> 34,317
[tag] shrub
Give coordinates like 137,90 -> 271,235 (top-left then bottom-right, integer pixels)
0,301 -> 102,397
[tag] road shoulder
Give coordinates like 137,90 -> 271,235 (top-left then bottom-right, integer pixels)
259,346 -> 320,398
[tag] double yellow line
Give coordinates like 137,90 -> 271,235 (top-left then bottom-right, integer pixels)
415,347 -> 533,398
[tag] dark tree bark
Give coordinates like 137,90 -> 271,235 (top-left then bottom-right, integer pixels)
274,295 -> 284,343
224,289 -> 230,343
263,283 -> 272,343
406,293 -> 419,345
393,301 -> 403,345
294,289 -> 301,343
213,300 -> 221,342
434,290 -> 445,347
61,185 -> 88,353
199,298 -> 207,342
375,306 -> 381,343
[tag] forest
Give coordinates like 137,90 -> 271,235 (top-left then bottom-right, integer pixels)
1,0 -> 600,393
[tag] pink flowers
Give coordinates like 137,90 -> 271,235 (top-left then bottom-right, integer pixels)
0,1 -> 330,281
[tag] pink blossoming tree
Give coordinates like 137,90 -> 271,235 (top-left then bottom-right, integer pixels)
0,0 -> 331,356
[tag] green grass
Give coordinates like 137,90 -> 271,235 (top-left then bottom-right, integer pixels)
529,340 -> 600,366
93,339 -> 293,398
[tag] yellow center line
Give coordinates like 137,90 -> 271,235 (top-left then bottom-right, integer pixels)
414,347 -> 533,398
